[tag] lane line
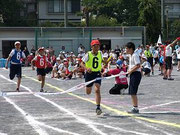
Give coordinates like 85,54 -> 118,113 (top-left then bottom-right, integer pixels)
0,75 -> 106,135
0,75 -> 149,135
139,101 -> 180,111
4,97 -> 49,135
23,74 -> 180,129
4,97 -> 79,135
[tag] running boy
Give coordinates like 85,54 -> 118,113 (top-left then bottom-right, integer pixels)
5,41 -> 26,92
81,40 -> 104,115
125,42 -> 142,113
31,47 -> 47,92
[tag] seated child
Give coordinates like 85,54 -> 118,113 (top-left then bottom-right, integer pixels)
141,54 -> 151,76
104,60 -> 128,94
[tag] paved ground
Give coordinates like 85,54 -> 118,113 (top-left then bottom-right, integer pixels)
0,66 -> 180,135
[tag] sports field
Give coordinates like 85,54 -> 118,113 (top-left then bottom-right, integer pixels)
0,66 -> 180,135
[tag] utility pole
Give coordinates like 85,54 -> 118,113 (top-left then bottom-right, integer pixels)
64,0 -> 68,27
161,0 -> 164,36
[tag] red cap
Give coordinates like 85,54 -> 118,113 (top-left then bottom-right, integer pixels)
160,45 -> 164,48
177,37 -> 180,40
64,62 -> 68,65
119,55 -> 124,59
38,47 -> 44,52
91,40 -> 100,46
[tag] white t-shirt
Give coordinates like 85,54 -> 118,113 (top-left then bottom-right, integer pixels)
165,44 -> 172,57
128,52 -> 141,72
153,50 -> 159,58
176,47 -> 180,59
142,61 -> 151,70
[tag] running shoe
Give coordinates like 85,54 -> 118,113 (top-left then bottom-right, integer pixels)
40,88 -> 44,92
127,108 -> 139,114
16,88 -> 20,92
168,77 -> 174,80
96,108 -> 102,115
163,77 -> 167,80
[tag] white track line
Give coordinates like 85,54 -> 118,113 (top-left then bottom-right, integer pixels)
140,101 -> 180,111
0,74 -> 149,135
0,75 -> 106,135
4,97 -> 49,135
4,96 -> 79,135
133,119 -> 173,135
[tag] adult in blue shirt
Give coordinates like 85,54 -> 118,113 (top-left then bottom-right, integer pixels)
5,41 -> 26,92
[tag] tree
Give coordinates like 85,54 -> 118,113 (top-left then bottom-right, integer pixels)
0,0 -> 25,26
137,0 -> 161,43
170,20 -> 180,39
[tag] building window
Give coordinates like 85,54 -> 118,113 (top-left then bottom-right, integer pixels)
48,0 -> 72,13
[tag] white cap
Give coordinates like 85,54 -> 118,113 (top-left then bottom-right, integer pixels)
14,41 -> 21,45
103,53 -> 108,58
56,57 -> 60,60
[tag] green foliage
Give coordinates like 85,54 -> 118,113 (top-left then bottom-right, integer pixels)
137,0 -> 161,43
0,0 -> 25,26
171,20 -> 180,39
89,15 -> 118,26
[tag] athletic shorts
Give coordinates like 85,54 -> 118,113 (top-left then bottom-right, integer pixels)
154,58 -> 159,64
165,56 -> 172,70
177,59 -> 180,61
45,67 -> 53,74
9,64 -> 22,80
129,71 -> 142,95
37,68 -> 46,76
109,84 -> 128,94
85,71 -> 101,87
147,57 -> 153,67
142,68 -> 151,75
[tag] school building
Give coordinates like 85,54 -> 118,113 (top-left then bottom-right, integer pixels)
0,26 -> 145,58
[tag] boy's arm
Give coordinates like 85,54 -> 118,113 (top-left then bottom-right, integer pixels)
5,56 -> 11,69
127,64 -> 141,75
80,61 -> 91,73
169,37 -> 180,47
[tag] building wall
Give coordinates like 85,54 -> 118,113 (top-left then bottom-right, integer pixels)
38,0 -> 81,23
164,0 -> 180,19
0,27 -> 144,57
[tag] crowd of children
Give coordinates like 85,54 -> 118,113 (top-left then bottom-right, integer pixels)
5,37 -> 180,115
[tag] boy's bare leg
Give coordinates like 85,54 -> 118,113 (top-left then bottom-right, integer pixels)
86,87 -> 92,95
16,77 -> 21,92
94,83 -> 101,105
131,95 -> 138,107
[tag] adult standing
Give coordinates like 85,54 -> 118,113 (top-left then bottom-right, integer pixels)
176,41 -> 180,71
144,45 -> 154,75
115,45 -> 121,58
5,41 -> 26,92
164,38 -> 180,80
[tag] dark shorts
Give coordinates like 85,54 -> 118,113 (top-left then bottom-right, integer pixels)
109,84 -> 128,94
147,57 -> 153,67
85,71 -> 101,87
177,59 -> 180,61
37,68 -> 46,76
165,57 -> 172,70
9,64 -> 22,80
142,68 -> 151,75
154,58 -> 159,64
129,71 -> 142,95
45,67 -> 53,74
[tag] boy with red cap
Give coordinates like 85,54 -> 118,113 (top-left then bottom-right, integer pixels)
81,39 -> 104,115
5,41 -> 26,92
31,47 -> 48,92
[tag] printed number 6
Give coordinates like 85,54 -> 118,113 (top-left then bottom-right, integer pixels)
17,52 -> 21,60
92,57 -> 98,69
40,58 -> 44,66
